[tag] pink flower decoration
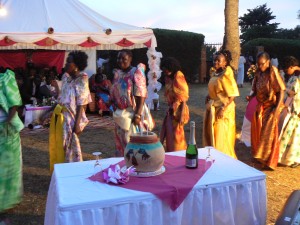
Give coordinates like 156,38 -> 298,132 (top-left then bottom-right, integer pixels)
102,164 -> 136,184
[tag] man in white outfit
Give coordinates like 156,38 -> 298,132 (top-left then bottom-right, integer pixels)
237,54 -> 246,88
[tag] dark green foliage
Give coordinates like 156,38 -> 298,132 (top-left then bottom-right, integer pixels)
153,28 -> 204,83
275,27 -> 300,40
239,4 -> 279,44
206,45 -> 217,61
242,38 -> 300,66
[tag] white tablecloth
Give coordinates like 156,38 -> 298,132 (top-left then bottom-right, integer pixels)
44,149 -> 267,225
241,116 -> 251,147
23,105 -> 52,127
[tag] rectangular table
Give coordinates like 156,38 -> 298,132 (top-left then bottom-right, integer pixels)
23,105 -> 52,127
44,149 -> 267,225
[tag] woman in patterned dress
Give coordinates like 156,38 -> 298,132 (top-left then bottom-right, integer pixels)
110,50 -> 147,156
203,50 -> 239,158
59,51 -> 91,162
160,57 -> 190,151
250,52 -> 285,170
0,69 -> 24,223
279,56 -> 300,168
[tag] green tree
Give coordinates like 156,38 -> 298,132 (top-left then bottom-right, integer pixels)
239,4 -> 279,44
275,27 -> 300,40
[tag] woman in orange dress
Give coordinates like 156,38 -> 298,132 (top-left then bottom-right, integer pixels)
160,57 -> 189,151
249,52 -> 285,169
203,50 -> 239,158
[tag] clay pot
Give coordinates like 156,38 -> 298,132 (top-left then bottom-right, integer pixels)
124,132 -> 165,172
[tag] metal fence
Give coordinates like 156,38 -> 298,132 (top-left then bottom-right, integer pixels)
205,43 -> 223,51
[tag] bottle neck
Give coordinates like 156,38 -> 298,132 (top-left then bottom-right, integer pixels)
188,123 -> 196,145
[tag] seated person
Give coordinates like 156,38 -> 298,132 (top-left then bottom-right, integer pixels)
22,66 -> 40,104
39,74 -> 58,100
49,68 -> 62,97
90,67 -> 113,115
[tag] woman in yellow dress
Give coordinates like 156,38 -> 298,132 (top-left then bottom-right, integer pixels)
203,50 -> 239,158
160,57 -> 189,151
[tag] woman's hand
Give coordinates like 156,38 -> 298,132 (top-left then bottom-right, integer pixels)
133,96 -> 146,126
73,105 -> 85,135
274,105 -> 283,120
286,88 -> 295,97
179,111 -> 185,125
179,101 -> 187,125
7,106 -> 18,124
205,95 -> 210,104
246,95 -> 253,102
73,125 -> 82,135
216,107 -> 224,119
274,89 -> 285,120
133,114 -> 141,126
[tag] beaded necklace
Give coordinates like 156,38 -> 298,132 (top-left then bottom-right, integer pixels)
214,69 -> 225,77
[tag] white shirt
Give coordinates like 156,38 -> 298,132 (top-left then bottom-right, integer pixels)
97,58 -> 109,68
271,58 -> 279,68
239,56 -> 246,67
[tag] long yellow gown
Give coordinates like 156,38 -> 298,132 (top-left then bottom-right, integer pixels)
203,66 -> 239,158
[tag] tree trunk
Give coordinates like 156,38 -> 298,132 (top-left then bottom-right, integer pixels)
223,0 -> 240,72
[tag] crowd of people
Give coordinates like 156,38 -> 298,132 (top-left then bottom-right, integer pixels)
0,48 -> 299,223
243,53 -> 300,170
9,65 -> 62,106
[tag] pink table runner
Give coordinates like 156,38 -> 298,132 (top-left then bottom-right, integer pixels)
89,155 -> 212,210
25,105 -> 52,111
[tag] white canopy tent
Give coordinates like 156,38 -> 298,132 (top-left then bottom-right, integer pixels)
0,0 -> 157,75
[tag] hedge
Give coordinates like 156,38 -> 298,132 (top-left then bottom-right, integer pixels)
242,38 -> 300,66
153,28 -> 205,82
98,29 -> 204,83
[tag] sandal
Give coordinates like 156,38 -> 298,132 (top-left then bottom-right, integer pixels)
290,163 -> 300,168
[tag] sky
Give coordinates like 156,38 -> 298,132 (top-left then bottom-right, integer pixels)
79,0 -> 299,43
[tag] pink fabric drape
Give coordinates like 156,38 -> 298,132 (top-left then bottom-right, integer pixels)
89,155 -> 212,210
0,51 -> 26,68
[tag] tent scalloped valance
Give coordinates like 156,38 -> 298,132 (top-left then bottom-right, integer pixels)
0,36 -> 153,49
0,37 -> 16,46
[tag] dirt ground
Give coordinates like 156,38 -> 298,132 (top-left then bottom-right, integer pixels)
6,83 -> 300,225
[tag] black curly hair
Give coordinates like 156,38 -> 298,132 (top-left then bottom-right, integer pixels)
160,57 -> 181,75
256,51 -> 270,62
282,56 -> 299,69
215,49 -> 233,67
68,51 -> 88,71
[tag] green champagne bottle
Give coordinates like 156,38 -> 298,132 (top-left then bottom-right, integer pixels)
185,121 -> 198,169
